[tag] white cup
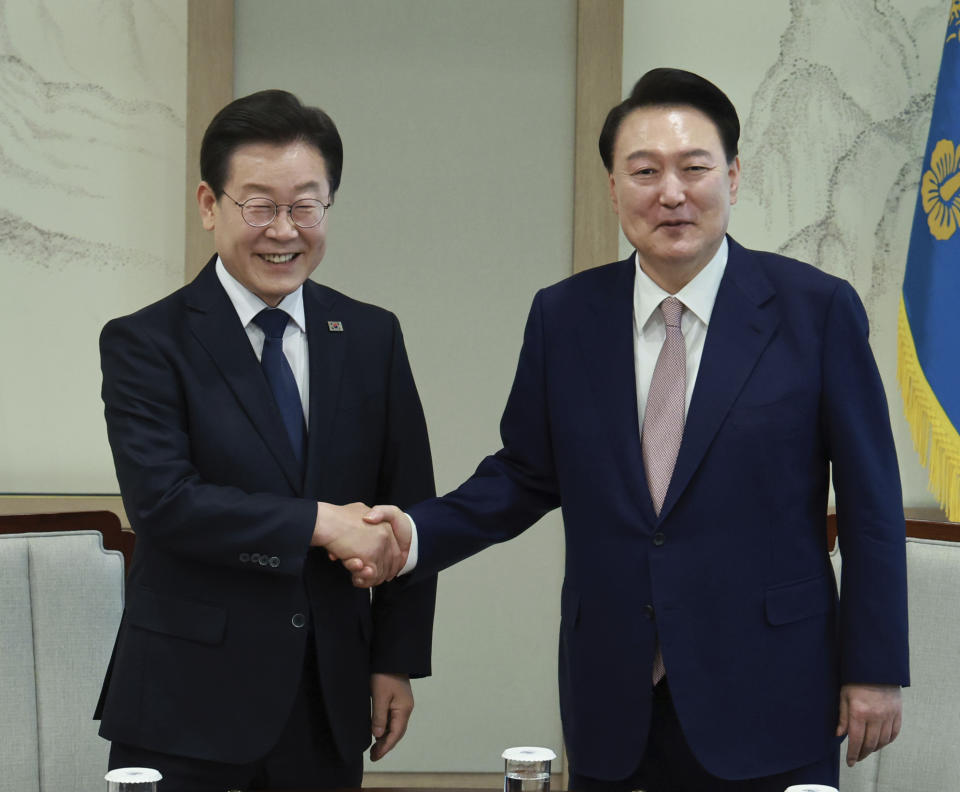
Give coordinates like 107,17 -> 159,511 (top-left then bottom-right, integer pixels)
105,767 -> 162,792
784,785 -> 838,792
502,746 -> 556,792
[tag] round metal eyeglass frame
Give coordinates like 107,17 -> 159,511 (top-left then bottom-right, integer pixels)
221,190 -> 330,229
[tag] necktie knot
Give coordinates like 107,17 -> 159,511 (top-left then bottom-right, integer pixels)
253,308 -> 291,340
660,296 -> 684,328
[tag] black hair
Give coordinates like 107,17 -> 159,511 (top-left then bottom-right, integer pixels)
200,89 -> 343,199
598,68 -> 740,171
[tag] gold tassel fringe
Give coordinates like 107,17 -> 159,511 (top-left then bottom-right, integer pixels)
897,295 -> 960,521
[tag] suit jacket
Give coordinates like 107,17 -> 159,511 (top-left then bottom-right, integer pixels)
95,256 -> 437,764
408,237 -> 908,781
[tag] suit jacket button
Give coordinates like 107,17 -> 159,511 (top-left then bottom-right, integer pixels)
251,553 -> 261,563
291,613 -> 307,628
239,553 -> 250,563
643,604 -> 655,620
269,556 -> 280,568
653,532 -> 665,546
258,555 -> 268,566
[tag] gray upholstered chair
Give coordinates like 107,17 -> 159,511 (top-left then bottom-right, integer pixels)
831,522 -> 960,792
0,513 -> 127,792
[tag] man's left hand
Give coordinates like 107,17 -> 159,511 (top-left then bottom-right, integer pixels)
836,683 -> 902,766
370,673 -> 414,761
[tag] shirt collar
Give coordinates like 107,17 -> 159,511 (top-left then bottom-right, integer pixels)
634,236 -> 728,330
215,256 -> 306,332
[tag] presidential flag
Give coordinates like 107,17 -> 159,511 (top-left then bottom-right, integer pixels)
899,0 -> 960,520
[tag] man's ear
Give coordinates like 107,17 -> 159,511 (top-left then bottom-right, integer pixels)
197,182 -> 217,231
608,172 -> 620,215
728,156 -> 741,205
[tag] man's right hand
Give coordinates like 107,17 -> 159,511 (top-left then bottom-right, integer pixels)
312,502 -> 406,586
345,505 -> 412,587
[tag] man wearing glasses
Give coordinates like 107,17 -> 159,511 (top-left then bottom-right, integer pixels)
95,90 -> 437,790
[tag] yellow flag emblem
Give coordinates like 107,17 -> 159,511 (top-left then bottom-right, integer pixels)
921,139 -> 960,240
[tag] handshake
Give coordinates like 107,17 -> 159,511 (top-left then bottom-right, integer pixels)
311,502 -> 412,587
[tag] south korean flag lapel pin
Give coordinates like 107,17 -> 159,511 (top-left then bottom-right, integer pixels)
327,320 -> 344,332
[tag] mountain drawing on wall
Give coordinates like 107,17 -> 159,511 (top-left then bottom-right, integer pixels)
0,1 -> 184,272
739,0 -> 946,326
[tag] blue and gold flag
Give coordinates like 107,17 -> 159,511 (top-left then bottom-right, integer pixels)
899,1 -> 960,520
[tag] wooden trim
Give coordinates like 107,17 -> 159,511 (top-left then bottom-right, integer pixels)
573,0 -> 623,273
0,510 -> 134,573
902,518 -> 960,542
827,509 -> 957,550
185,0 -> 234,282
0,495 -> 128,528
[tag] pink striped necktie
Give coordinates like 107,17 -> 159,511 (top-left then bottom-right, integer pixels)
642,296 -> 686,685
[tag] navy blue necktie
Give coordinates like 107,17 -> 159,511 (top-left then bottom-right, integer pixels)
252,309 -> 306,463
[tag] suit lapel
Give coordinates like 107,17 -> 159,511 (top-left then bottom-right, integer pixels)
301,281 -> 346,498
658,239 -> 779,520
578,257 -> 658,525
185,258 -> 304,493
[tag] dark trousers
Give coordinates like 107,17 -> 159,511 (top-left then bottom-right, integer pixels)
108,646 -> 362,792
569,680 -> 840,792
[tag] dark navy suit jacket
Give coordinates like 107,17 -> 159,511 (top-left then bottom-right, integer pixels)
96,256 -> 437,764
409,237 -> 908,781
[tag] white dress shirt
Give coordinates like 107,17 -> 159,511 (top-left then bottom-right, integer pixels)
215,257 -> 311,425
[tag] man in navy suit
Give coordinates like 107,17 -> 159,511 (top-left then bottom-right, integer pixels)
96,90 -> 436,791
352,69 -> 909,790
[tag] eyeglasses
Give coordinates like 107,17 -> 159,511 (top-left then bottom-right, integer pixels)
222,190 -> 330,228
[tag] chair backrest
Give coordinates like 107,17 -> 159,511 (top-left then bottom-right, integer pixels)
0,510 -> 133,573
832,527 -> 960,792
0,528 -> 125,792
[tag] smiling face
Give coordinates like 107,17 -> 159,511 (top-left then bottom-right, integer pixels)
608,105 -> 740,292
197,141 -> 331,306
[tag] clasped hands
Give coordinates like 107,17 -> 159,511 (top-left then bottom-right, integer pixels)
312,502 -> 410,587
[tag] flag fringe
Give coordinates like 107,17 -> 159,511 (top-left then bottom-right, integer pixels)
897,295 -> 960,521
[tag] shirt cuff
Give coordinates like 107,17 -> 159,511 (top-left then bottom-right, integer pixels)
399,512 -> 419,575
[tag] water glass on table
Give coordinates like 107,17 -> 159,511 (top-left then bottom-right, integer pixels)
104,767 -> 162,792
503,746 -> 557,792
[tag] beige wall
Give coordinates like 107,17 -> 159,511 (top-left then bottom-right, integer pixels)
0,0 -> 187,494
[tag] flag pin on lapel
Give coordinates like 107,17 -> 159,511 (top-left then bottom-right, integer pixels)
327,321 -> 344,332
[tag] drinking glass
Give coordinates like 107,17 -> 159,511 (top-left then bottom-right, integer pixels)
502,746 -> 556,792
105,767 -> 162,792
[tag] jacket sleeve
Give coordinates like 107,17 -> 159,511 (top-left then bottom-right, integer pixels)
822,280 -> 910,687
369,315 -> 438,677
